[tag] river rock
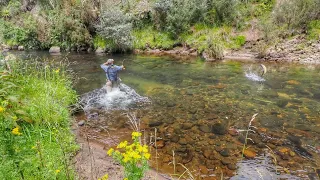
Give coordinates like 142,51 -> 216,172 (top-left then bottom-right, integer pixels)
203,149 -> 211,159
227,164 -> 237,170
181,122 -> 193,130
49,46 -> 61,53
211,122 -> 227,135
12,45 -> 18,50
221,158 -> 231,165
199,165 -> 209,174
154,140 -> 165,149
178,138 -> 187,145
220,149 -> 230,157
95,47 -> 105,54
199,125 -> 211,133
149,120 -> 163,127
171,136 -> 180,143
243,149 -> 256,159
18,46 -> 24,51
78,120 -> 85,126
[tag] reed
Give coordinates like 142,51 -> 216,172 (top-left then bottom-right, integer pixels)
241,113 -> 258,158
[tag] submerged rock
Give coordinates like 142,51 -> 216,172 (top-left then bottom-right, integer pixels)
211,122 -> 227,135
149,120 -> 163,127
243,149 -> 256,159
199,125 -> 211,133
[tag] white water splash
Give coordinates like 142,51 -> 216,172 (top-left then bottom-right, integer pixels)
80,83 -> 150,112
245,72 -> 266,82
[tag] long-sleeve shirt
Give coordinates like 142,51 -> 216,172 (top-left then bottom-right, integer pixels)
101,64 -> 123,81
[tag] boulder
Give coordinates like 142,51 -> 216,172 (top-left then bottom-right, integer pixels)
95,47 -> 105,54
18,46 -> 24,51
49,46 -> 61,53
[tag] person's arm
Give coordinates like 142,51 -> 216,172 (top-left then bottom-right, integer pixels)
101,64 -> 109,72
114,65 -> 124,71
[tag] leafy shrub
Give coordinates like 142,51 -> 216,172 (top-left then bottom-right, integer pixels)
273,0 -> 320,29
95,9 -> 133,52
93,35 -> 107,49
307,20 -> 320,40
0,0 -> 21,18
133,27 -> 175,49
152,0 -> 172,30
0,14 -> 40,49
234,35 -> 246,47
208,0 -> 238,25
152,0 -> 207,38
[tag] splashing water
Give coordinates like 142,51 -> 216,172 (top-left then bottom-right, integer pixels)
244,64 -> 266,82
80,83 -> 150,112
245,72 -> 266,82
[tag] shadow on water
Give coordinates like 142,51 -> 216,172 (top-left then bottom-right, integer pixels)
11,51 -> 320,179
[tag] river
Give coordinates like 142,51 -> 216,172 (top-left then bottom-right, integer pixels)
12,51 -> 320,179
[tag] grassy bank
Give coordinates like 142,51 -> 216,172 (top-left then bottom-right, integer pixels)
0,56 -> 78,179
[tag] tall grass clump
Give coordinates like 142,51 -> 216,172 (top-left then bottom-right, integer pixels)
0,56 -> 78,179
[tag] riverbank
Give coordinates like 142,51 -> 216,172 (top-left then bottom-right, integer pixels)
0,57 -> 78,179
132,35 -> 320,64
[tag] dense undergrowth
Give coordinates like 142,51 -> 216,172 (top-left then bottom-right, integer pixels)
0,55 -> 78,179
0,0 -> 320,57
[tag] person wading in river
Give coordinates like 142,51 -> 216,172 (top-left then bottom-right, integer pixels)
101,59 -> 124,93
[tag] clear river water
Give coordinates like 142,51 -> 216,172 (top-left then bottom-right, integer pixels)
12,51 -> 320,179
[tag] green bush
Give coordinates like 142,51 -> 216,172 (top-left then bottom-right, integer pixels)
0,14 -> 40,49
95,9 -> 133,52
0,0 -> 21,18
234,35 -> 246,47
133,27 -> 175,50
273,0 -> 320,29
307,20 -> 320,40
45,10 -> 92,49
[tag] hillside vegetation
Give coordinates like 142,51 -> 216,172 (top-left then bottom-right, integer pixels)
1,0 -> 320,59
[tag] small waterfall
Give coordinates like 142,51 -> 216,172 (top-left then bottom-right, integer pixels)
79,83 -> 150,113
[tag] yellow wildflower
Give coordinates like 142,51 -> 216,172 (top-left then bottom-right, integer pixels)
0,106 -> 5,113
55,169 -> 60,174
117,141 -> 128,148
31,146 -> 36,149
98,174 -> 109,180
55,69 -> 60,73
124,178 -> 128,180
137,144 -> 143,152
132,132 -> 142,139
12,116 -> 18,121
142,145 -> 148,153
144,153 -> 151,160
12,127 -> 22,135
107,148 -> 114,156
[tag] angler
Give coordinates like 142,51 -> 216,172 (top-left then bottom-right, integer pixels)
101,59 -> 124,93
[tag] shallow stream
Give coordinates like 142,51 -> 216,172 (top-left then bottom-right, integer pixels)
13,51 -> 320,179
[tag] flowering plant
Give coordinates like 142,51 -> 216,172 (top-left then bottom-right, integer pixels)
107,132 -> 150,180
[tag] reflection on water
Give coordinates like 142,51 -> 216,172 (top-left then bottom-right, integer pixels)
11,51 -> 320,179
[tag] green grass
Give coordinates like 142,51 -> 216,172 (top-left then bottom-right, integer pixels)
133,27 -> 176,50
0,57 -> 78,179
